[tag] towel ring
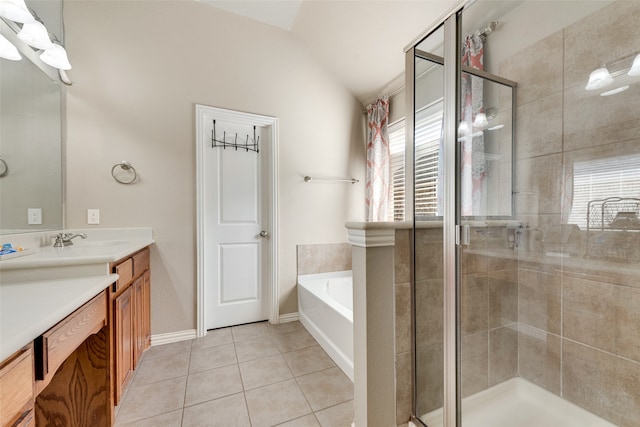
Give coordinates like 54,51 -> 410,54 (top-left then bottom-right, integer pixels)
111,161 -> 137,184
0,158 -> 7,178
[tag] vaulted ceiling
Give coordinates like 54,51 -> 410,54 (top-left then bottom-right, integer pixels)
198,0 -> 457,105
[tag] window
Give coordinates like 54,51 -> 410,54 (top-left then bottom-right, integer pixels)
569,153 -> 640,229
388,100 -> 444,221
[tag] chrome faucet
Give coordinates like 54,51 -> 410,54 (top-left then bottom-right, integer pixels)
52,232 -> 87,247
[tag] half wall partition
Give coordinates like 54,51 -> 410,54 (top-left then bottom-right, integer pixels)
408,1 -> 640,427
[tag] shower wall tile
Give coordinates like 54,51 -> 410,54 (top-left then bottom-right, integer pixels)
518,326 -> 561,395
488,269 -> 518,329
395,282 -> 411,355
563,83 -> 640,152
461,332 -> 489,398
563,275 -> 640,363
518,269 -> 561,334
415,240 -> 443,281
514,92 -> 563,159
394,229 -> 411,284
415,279 -> 443,348
395,351 -> 412,426
499,31 -> 563,106
563,340 -> 640,427
563,0 -> 640,90
296,242 -> 351,275
415,342 -> 444,414
461,274 -> 489,336
489,326 -> 518,386
514,154 -> 563,215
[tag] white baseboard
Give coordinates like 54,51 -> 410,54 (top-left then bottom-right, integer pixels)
279,312 -> 299,323
150,329 -> 197,346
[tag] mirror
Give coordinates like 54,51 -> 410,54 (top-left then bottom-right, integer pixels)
0,2 -> 64,234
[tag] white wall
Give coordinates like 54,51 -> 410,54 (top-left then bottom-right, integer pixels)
63,0 -> 365,334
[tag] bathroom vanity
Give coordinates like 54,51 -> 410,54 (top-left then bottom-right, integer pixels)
0,229 -> 153,427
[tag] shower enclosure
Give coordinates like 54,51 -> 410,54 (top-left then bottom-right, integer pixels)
408,1 -> 640,426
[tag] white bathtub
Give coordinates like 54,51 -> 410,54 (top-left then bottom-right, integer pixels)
297,270 -> 353,381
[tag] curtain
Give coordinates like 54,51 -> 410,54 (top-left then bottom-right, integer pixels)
365,95 -> 390,221
460,34 -> 486,216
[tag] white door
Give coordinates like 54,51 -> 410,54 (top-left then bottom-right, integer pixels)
200,110 -> 272,330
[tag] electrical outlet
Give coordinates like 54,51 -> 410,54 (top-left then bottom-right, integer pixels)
28,208 -> 42,225
87,208 -> 100,225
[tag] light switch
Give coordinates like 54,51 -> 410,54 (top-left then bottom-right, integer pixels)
28,208 -> 42,225
88,208 -> 100,225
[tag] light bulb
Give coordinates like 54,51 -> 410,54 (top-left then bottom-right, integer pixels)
0,0 -> 35,24
458,121 -> 470,134
17,21 -> 53,50
628,54 -> 640,77
473,112 -> 489,129
40,42 -> 72,70
0,33 -> 21,60
585,66 -> 613,90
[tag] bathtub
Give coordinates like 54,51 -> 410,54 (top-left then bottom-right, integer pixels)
297,270 -> 353,381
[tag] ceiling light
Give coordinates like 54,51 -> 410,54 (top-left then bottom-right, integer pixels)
0,0 -> 35,23
17,20 -> 53,50
600,85 -> 629,97
0,33 -> 21,60
585,66 -> 614,90
40,41 -> 71,70
473,112 -> 489,129
628,54 -> 640,77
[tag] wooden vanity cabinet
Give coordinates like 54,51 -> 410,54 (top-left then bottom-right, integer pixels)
0,346 -> 34,427
110,246 -> 151,405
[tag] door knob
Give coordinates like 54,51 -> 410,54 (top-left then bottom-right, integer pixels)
259,230 -> 269,238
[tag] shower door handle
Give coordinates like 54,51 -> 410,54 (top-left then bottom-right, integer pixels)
457,225 -> 470,247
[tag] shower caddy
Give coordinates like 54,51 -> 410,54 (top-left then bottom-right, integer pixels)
586,197 -> 640,262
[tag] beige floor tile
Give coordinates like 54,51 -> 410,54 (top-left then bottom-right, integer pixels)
231,321 -> 272,342
274,328 -> 317,352
234,336 -> 280,362
184,364 -> 244,407
144,340 -> 192,360
189,343 -> 237,373
245,379 -> 312,427
314,400 -> 354,427
115,409 -> 183,427
115,376 -> 187,425
296,367 -> 354,411
182,393 -> 250,427
191,328 -> 234,350
276,414 -> 321,427
239,353 -> 293,390
269,321 -> 304,335
282,345 -> 336,377
132,352 -> 190,385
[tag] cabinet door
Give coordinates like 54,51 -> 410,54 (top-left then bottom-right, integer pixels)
114,287 -> 134,404
133,277 -> 144,366
0,347 -> 33,427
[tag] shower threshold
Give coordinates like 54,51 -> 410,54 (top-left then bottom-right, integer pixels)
420,377 -> 617,427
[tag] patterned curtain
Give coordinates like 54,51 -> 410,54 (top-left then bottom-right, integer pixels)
365,95 -> 390,221
460,34 -> 486,216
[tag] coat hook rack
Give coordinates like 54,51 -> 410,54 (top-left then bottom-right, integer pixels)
211,120 -> 259,153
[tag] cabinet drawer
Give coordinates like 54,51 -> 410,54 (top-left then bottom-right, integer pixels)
0,347 -> 33,427
114,258 -> 133,293
36,291 -> 107,384
132,247 -> 150,278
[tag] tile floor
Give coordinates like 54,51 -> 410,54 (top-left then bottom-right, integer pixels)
114,321 -> 354,427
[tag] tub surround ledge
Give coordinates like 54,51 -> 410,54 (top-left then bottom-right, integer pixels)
347,222 -> 397,427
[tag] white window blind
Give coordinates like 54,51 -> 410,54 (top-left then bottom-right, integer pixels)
568,154 -> 640,229
388,100 -> 444,221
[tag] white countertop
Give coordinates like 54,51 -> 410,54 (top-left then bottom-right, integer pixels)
0,274 -> 118,361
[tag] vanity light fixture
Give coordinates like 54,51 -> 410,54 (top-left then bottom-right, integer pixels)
0,0 -> 34,24
39,38 -> 71,70
472,112 -> 489,129
585,66 -> 614,90
600,85 -> 629,97
0,33 -> 20,60
17,20 -> 53,50
628,53 -> 640,76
